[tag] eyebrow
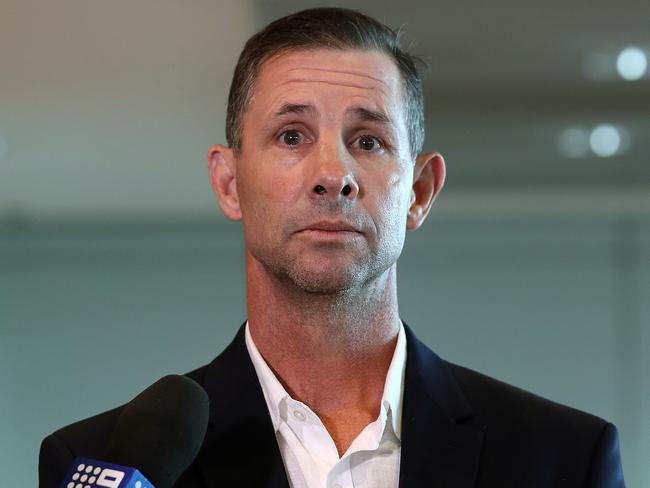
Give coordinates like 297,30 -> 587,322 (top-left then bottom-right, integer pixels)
347,106 -> 393,126
274,103 -> 316,118
273,103 -> 393,127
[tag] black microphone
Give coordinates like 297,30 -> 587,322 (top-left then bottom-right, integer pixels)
103,374 -> 210,488
59,375 -> 209,488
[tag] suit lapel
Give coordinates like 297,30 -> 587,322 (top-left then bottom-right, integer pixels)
399,324 -> 484,488
194,324 -> 290,488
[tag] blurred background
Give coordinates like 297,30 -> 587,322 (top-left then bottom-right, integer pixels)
1,0 -> 648,485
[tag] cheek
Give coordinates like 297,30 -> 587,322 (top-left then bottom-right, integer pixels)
239,150 -> 304,203
238,164 -> 281,210
368,167 -> 412,232
236,161 -> 302,238
382,165 -> 412,210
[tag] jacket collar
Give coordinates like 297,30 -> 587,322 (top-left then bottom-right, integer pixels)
195,323 -> 289,488
399,322 -> 483,488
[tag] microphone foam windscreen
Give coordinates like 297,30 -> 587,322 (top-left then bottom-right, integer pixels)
104,375 -> 209,488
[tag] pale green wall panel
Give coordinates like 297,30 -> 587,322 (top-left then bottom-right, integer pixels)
1,219 -> 647,486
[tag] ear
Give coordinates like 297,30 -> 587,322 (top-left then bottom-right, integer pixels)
207,144 -> 242,221
406,151 -> 446,231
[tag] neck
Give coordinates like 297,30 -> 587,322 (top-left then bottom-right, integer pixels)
246,253 -> 401,416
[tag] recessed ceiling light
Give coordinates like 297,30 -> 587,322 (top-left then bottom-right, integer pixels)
558,124 -> 630,159
616,46 -> 647,81
589,124 -> 621,158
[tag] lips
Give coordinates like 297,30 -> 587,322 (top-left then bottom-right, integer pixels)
299,220 -> 361,233
298,221 -> 361,242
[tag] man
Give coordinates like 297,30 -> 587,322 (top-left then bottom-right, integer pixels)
40,7 -> 625,487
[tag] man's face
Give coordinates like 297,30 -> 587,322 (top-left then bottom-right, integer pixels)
226,49 -> 418,293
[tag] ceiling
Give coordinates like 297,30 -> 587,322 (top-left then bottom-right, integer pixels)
1,0 -> 648,224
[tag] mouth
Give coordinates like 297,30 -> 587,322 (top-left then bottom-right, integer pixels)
297,220 -> 362,240
301,220 -> 360,232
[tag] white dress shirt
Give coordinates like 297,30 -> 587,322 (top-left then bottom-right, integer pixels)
245,321 -> 407,488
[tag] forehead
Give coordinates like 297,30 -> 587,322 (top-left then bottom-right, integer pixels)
250,48 -> 404,117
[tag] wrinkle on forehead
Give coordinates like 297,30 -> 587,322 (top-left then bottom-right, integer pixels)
286,66 -> 391,88
283,78 -> 389,95
259,50 -> 401,95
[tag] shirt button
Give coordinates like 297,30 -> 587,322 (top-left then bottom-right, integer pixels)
292,409 -> 307,421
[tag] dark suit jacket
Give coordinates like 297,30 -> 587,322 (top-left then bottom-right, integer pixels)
39,323 -> 625,487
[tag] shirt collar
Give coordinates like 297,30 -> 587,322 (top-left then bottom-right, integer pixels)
245,320 -> 407,439
245,321 -> 288,430
382,321 -> 407,439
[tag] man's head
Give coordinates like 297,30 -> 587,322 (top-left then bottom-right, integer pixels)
208,8 -> 445,295
226,7 -> 425,162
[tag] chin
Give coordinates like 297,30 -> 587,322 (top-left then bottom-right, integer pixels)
254,247 -> 396,295
289,273 -> 359,295
285,259 -> 390,295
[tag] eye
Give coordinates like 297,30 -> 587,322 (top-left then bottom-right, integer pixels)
356,135 -> 382,152
280,129 -> 303,147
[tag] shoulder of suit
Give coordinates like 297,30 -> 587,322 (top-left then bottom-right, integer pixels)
445,361 -> 610,434
47,365 -> 211,457
47,404 -> 124,459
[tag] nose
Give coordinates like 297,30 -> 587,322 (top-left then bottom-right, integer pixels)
308,144 -> 359,202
